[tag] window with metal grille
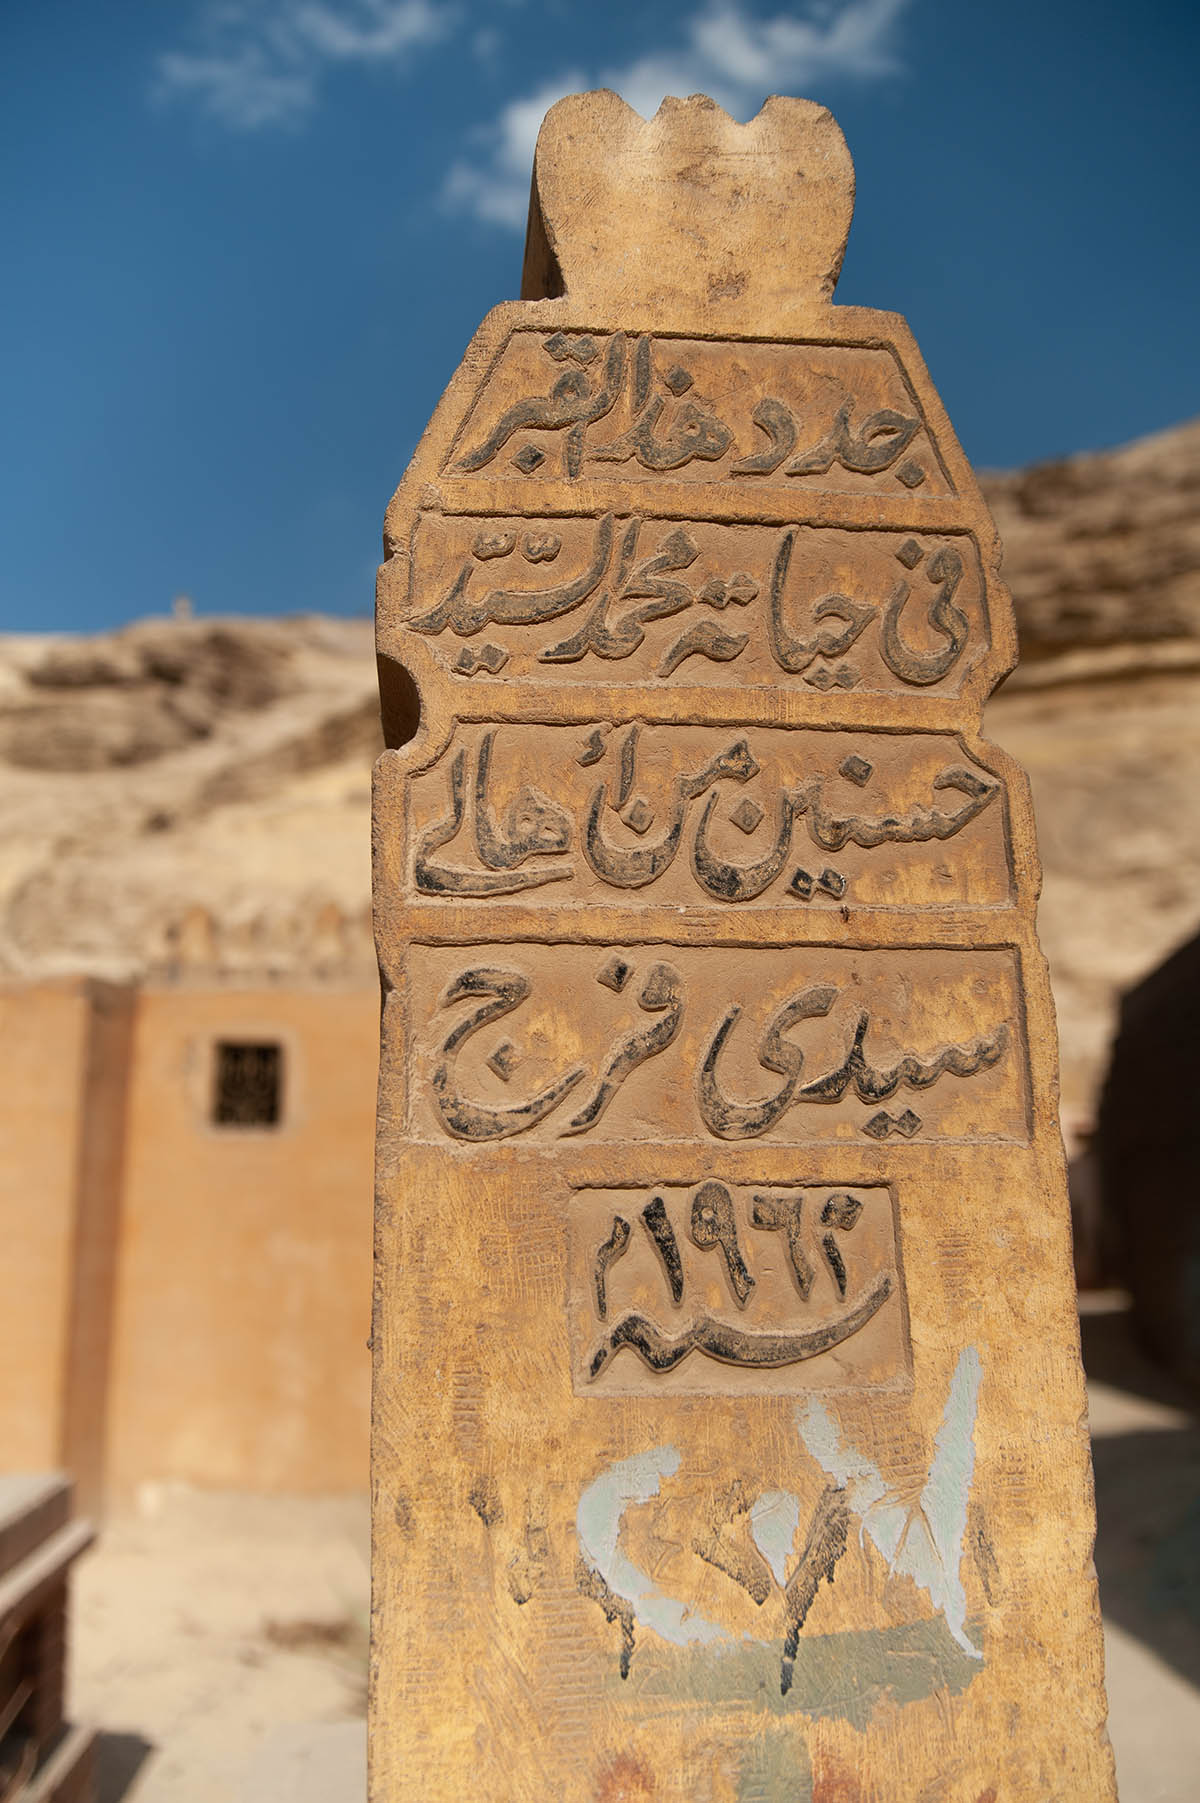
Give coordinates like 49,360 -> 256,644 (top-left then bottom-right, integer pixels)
212,1041 -> 284,1127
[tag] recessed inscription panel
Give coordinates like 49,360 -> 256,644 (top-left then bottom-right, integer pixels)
568,1180 -> 909,1396
405,722 -> 1012,909
406,943 -> 1030,1147
440,330 -> 955,496
405,514 -> 989,694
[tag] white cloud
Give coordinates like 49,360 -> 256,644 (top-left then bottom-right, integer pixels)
154,0 -> 455,130
443,0 -> 909,228
443,74 -> 586,229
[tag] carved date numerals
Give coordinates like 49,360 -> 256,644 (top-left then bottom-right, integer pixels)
569,1182 -> 908,1394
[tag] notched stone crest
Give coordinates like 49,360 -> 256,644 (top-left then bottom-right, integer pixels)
523,92 -> 856,320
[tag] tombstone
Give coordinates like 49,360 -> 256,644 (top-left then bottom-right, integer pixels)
372,94 -> 1115,1801
0,1476 -> 95,1801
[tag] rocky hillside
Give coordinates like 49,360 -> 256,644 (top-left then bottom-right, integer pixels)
1,417 -> 1197,1121
985,418 -> 1200,1121
987,416 -> 1200,661
0,616 -> 380,988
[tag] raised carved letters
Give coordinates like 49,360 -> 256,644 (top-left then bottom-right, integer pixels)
407,944 -> 1028,1147
441,331 -> 955,495
568,1181 -> 908,1395
404,722 -> 1011,908
406,515 -> 990,693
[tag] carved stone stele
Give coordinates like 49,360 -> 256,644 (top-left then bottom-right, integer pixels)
371,93 -> 1116,1802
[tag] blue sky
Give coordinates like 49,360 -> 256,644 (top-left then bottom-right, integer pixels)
2,0 -> 1197,632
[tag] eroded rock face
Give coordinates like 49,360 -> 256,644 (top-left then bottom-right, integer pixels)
986,416 -> 1200,661
2,621 -> 299,770
0,615 -> 380,986
982,417 -> 1200,1133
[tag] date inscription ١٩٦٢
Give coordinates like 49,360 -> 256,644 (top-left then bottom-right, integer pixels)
569,1180 -> 908,1395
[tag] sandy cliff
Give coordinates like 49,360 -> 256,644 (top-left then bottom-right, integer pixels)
986,418 -> 1200,1118
0,616 -> 380,988
1,416 -> 1197,1120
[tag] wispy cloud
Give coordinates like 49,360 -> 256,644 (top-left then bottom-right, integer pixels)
444,0 -> 909,229
442,74 -> 586,229
155,1 -> 908,225
154,0 -> 455,130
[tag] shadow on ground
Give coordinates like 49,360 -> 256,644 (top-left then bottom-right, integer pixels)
93,1731 -> 155,1803
1082,1302 -> 1200,1693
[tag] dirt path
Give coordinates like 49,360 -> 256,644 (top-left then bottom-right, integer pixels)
73,1493 -> 368,1803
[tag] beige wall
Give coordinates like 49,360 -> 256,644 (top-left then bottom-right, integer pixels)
0,983 -> 92,1470
105,988 -> 377,1496
0,982 -> 377,1499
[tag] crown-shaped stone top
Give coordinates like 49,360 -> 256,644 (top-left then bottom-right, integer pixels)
522,91 -> 855,329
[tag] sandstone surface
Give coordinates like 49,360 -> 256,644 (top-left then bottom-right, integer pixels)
368,89 -> 1110,1801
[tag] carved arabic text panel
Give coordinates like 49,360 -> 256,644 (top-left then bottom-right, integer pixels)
406,515 -> 990,694
405,722 -> 1012,909
406,943 -> 1029,1147
440,330 -> 955,496
568,1180 -> 909,1396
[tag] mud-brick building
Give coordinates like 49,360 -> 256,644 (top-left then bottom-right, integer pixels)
0,977 -> 378,1504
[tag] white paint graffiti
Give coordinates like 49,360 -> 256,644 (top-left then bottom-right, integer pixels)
576,1347 -> 984,1660
749,1489 -> 802,1589
576,1444 -> 725,1647
795,1344 -> 983,1656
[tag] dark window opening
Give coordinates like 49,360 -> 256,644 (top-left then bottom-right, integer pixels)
212,1041 -> 284,1127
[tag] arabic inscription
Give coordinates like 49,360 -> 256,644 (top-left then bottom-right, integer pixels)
407,944 -> 1028,1148
441,331 -> 955,496
402,722 -> 1011,909
406,515 -> 990,694
569,1181 -> 907,1395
